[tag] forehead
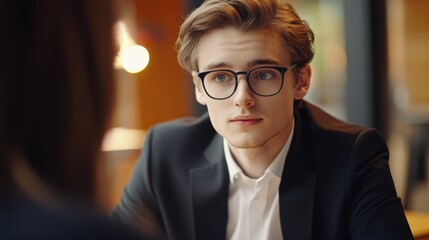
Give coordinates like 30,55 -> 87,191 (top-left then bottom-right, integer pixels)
195,27 -> 291,71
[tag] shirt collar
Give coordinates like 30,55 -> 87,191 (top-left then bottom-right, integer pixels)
224,138 -> 241,183
224,118 -> 295,183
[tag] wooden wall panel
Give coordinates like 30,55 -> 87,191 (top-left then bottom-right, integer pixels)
113,0 -> 191,130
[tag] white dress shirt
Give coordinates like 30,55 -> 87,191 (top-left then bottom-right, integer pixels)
224,121 -> 294,240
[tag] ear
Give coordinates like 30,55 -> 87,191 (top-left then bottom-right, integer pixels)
294,64 -> 311,100
192,71 -> 207,105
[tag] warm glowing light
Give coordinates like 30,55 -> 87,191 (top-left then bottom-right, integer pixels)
114,21 -> 150,74
102,127 -> 146,151
121,45 -> 150,73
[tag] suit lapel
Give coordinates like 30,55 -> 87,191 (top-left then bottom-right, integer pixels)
279,171 -> 317,239
190,134 -> 229,240
279,106 -> 317,239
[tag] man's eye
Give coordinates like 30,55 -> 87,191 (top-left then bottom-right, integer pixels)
209,72 -> 233,83
256,71 -> 273,80
214,74 -> 228,82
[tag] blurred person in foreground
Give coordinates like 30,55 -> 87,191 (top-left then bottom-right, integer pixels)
0,1 -> 150,239
113,0 -> 413,239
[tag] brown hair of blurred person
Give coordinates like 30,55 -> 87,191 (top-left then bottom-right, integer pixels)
0,0 -> 115,209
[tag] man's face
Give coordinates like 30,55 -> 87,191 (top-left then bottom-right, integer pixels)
193,27 -> 310,149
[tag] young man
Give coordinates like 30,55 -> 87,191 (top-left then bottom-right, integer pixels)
113,0 -> 413,239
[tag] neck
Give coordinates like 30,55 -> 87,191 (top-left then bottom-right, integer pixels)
230,147 -> 274,178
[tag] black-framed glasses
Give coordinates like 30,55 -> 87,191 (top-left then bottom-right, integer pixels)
197,64 -> 297,100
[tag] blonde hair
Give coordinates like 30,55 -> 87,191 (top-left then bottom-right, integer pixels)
176,0 -> 315,73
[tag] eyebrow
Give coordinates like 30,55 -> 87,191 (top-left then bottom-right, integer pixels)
247,59 -> 282,67
202,59 -> 283,71
204,62 -> 230,70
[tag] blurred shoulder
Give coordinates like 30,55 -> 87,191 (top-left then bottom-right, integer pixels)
0,196 -> 149,240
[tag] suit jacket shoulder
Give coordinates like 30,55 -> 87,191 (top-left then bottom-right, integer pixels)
285,101 -> 412,239
295,101 -> 389,172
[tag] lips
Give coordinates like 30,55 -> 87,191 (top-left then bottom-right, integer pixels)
230,115 -> 262,126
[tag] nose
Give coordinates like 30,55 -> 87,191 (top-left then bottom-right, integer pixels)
233,76 -> 255,107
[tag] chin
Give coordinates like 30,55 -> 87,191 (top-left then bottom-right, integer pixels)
228,137 -> 266,149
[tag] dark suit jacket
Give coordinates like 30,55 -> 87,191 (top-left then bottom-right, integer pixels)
113,100 -> 413,240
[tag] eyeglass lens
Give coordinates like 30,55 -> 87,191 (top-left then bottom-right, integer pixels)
201,67 -> 285,99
